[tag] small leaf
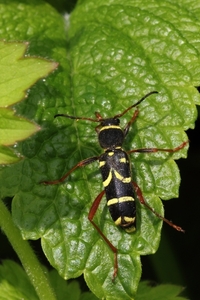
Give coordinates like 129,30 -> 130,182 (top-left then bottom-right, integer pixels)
0,260 -> 39,300
0,108 -> 40,146
0,260 -> 97,300
0,145 -> 21,164
0,107 -> 40,164
0,40 -> 58,107
0,40 -> 58,164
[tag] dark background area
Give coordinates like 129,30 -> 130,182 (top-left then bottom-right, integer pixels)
142,114 -> 200,299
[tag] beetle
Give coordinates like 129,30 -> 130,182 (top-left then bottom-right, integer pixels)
42,91 -> 188,280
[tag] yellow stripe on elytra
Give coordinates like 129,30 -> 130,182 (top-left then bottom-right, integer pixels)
108,151 -> 114,156
107,196 -> 134,206
107,198 -> 118,205
114,170 -> 131,183
99,161 -> 106,167
115,217 -> 122,226
103,170 -> 112,187
115,216 -> 135,226
119,157 -> 127,163
103,168 -> 131,186
125,226 -> 136,233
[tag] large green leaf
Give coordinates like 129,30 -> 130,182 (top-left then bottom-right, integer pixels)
0,261 -> 186,300
0,1 -> 199,299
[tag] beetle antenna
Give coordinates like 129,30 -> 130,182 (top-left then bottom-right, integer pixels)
114,91 -> 158,119
54,91 -> 158,122
54,114 -> 100,122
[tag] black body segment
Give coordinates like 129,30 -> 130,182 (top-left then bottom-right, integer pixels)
99,149 -> 136,232
97,120 -> 124,149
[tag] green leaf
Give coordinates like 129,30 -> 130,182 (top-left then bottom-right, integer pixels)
0,260 -> 93,300
48,270 -> 81,300
0,145 -> 21,164
0,1 -> 199,300
0,260 -> 38,300
0,198 -> 57,300
0,40 -> 57,164
0,108 -> 40,146
1,261 -> 186,300
0,40 -> 58,107
136,281 -> 186,300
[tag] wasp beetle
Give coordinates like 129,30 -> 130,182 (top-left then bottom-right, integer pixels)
42,91 -> 188,280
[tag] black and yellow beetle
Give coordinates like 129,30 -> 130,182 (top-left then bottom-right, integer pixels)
42,91 -> 188,280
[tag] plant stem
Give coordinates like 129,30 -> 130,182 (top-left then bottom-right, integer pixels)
0,199 -> 57,300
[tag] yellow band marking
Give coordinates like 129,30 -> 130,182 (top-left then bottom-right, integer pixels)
119,157 -> 127,163
102,166 -> 126,186
107,198 -> 118,206
125,226 -> 136,233
120,196 -> 134,202
99,125 -> 121,132
103,170 -> 112,187
124,216 -> 135,223
114,170 -> 131,183
108,151 -> 114,156
103,168 -> 131,186
115,217 -> 122,226
107,196 -> 134,206
115,216 -> 136,227
99,161 -> 106,167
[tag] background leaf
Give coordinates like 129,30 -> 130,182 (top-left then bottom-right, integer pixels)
136,281 -> 186,300
0,1 -> 199,299
0,41 -> 57,164
0,108 -> 39,145
0,260 -> 97,300
0,145 -> 21,164
0,260 -> 38,300
0,41 -> 58,107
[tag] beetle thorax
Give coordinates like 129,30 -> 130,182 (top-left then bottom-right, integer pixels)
98,118 -> 125,149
